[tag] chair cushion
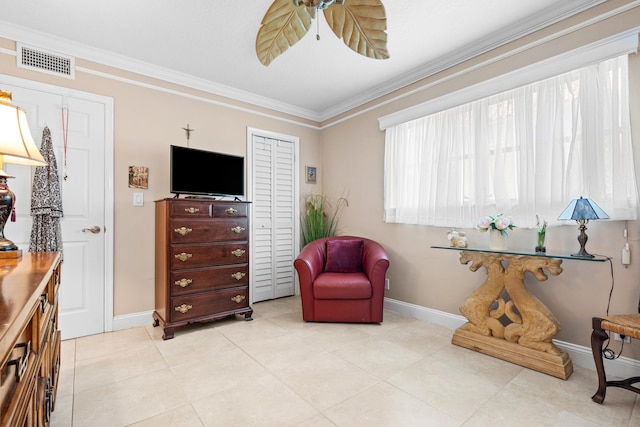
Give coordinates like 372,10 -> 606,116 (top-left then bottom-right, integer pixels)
325,239 -> 364,273
313,272 -> 372,299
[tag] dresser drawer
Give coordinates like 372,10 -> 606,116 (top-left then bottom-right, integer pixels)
170,288 -> 249,322
212,203 -> 248,218
169,218 -> 248,243
169,200 -> 213,218
170,243 -> 249,269
0,316 -> 36,421
170,265 -> 249,296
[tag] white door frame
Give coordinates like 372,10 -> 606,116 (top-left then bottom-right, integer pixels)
1,74 -> 115,333
246,127 -> 300,301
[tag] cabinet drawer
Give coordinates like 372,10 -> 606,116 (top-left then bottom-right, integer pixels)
50,330 -> 61,413
170,265 -> 249,296
170,218 -> 248,243
212,203 -> 248,218
170,243 -> 249,269
0,319 -> 36,422
169,200 -> 213,218
170,288 -> 249,322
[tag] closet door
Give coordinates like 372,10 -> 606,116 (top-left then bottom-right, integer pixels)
249,130 -> 299,302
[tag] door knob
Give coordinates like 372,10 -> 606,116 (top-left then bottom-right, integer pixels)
82,226 -> 101,234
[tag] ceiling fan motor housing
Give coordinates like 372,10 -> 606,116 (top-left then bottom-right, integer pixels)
294,0 -> 343,10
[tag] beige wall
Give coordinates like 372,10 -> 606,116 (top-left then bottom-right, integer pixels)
0,45 -> 322,316
1,1 -> 639,358
320,2 -> 640,358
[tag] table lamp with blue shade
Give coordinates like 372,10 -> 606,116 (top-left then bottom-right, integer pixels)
558,196 -> 609,258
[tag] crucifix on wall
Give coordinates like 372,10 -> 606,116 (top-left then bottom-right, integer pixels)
182,124 -> 194,146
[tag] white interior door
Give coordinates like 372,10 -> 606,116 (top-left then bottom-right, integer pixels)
248,128 -> 299,303
2,77 -> 113,339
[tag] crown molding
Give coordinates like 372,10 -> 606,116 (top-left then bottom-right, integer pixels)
0,0 -> 613,124
0,21 -> 323,122
317,0 -> 608,121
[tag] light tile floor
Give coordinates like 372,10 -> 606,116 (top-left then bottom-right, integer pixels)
50,296 -> 640,426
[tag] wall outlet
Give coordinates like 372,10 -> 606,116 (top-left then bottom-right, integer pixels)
614,333 -> 631,343
385,278 -> 390,290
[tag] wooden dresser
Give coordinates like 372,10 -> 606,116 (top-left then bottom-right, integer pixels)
153,198 -> 253,340
0,252 -> 62,426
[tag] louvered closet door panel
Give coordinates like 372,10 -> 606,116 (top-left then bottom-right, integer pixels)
251,135 -> 296,302
274,140 -> 295,298
252,136 -> 274,302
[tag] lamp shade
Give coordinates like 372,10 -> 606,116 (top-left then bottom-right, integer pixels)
0,90 -> 47,168
558,197 -> 609,221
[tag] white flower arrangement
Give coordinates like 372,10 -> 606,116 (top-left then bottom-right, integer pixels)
476,214 -> 516,236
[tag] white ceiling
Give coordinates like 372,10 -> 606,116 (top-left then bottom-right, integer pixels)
0,0 -> 603,121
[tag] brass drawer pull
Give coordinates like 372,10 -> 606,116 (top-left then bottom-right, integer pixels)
174,278 -> 193,288
231,272 -> 246,281
175,253 -> 193,262
231,249 -> 246,257
231,226 -> 245,233
185,207 -> 200,214
226,207 -> 238,214
174,227 -> 192,236
174,304 -> 193,314
231,295 -> 245,304
8,341 -> 31,382
39,293 -> 48,314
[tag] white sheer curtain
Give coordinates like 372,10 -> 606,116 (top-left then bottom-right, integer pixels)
384,55 -> 638,228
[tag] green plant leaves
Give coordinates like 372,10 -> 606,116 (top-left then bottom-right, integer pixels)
301,193 -> 349,246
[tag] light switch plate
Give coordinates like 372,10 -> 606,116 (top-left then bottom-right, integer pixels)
133,192 -> 144,207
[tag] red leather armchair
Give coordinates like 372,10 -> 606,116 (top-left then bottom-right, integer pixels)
294,236 -> 390,323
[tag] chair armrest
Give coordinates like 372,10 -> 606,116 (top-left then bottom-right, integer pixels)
294,239 -> 328,321
362,239 -> 390,284
294,239 -> 326,285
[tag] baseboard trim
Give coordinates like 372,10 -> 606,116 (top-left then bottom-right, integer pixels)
384,297 -> 640,379
112,310 -> 154,331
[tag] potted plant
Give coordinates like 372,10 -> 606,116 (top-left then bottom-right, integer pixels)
536,215 -> 547,253
301,193 -> 348,246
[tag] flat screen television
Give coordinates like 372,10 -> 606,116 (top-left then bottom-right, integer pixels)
170,145 -> 245,198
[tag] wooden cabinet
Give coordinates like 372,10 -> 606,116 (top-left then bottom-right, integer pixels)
0,252 -> 62,426
153,198 -> 253,340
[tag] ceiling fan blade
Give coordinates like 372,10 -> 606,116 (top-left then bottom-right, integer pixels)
256,0 -> 313,66
324,0 -> 389,60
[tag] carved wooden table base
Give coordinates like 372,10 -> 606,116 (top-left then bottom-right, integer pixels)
451,251 -> 573,379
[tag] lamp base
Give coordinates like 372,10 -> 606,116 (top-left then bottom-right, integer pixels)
572,221 -> 595,258
0,175 -> 18,256
0,237 -> 18,251
571,249 -> 594,258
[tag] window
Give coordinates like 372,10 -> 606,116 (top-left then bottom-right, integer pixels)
384,55 -> 638,228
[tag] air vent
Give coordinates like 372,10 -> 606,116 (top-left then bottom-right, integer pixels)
17,44 -> 75,79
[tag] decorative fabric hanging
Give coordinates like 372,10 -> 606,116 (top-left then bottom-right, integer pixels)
29,126 -> 63,254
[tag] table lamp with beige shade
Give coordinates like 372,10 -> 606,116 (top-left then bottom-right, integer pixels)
0,90 -> 47,256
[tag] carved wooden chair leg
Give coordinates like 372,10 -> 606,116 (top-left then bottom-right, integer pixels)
591,317 -> 609,404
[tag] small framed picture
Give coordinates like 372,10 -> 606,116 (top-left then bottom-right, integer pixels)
128,166 -> 149,189
306,166 -> 317,184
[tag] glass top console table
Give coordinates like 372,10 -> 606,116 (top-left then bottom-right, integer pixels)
432,246 -> 608,380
